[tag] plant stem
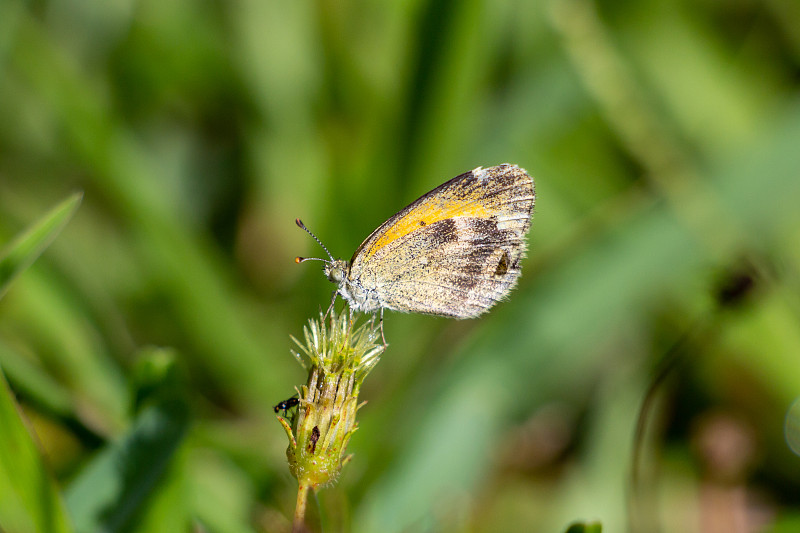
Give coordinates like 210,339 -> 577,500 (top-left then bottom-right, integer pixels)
293,483 -> 310,532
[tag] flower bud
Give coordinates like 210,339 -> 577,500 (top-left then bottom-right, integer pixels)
277,311 -> 384,488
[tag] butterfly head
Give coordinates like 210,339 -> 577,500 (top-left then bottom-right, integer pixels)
295,218 -> 375,312
295,218 -> 350,289
324,259 -> 348,285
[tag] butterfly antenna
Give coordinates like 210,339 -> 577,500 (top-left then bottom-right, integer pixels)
295,218 -> 335,264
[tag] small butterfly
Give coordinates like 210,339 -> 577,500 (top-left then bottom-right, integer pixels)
296,164 -> 535,322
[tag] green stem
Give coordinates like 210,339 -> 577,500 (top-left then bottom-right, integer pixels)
293,483 -> 310,532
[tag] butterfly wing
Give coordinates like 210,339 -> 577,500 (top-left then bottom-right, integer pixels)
348,164 -> 534,317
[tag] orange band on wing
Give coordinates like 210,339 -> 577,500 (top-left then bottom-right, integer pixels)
365,199 -> 489,259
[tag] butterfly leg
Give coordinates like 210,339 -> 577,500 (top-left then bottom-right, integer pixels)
379,308 -> 387,348
324,291 -> 337,320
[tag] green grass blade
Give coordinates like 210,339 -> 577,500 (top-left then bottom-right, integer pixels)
0,366 -> 73,533
0,192 -> 83,300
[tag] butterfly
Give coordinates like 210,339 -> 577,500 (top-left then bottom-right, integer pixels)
296,164 -> 535,321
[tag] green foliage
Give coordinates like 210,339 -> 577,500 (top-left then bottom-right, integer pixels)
65,349 -> 190,533
1,0 -> 800,532
0,195 -> 79,532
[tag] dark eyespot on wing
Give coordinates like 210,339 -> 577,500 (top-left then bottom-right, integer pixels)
494,251 -> 510,276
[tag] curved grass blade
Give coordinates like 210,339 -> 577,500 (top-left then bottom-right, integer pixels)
0,192 -> 83,300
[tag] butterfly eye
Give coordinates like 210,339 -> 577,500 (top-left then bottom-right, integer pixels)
325,262 -> 344,283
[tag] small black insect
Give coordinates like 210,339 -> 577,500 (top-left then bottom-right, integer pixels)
273,395 -> 300,417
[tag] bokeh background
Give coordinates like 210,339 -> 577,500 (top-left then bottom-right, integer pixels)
2,0 -> 800,531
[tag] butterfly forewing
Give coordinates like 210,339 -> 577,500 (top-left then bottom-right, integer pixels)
347,165 -> 534,317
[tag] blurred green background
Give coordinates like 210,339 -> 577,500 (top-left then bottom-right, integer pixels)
1,0 -> 800,531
